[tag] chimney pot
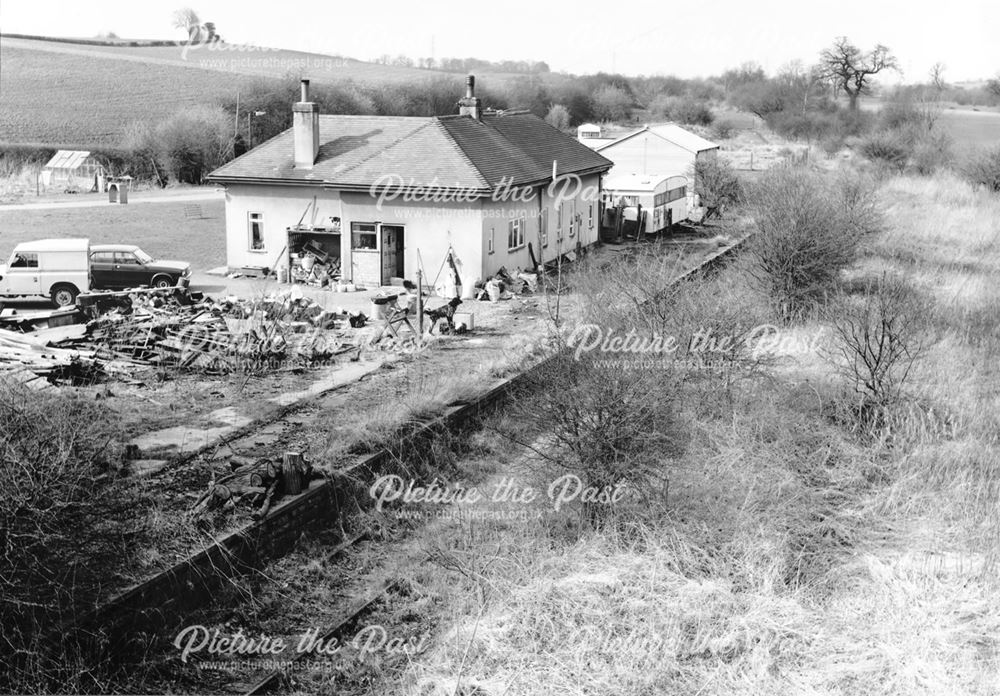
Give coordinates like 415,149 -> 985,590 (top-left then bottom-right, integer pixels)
294,77 -> 319,168
459,74 -> 482,120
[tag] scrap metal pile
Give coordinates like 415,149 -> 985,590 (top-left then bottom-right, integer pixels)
0,288 -> 358,383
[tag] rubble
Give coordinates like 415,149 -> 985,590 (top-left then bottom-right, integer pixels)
0,288 -> 363,382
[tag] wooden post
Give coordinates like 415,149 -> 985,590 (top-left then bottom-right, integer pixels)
282,452 -> 305,495
416,269 -> 424,336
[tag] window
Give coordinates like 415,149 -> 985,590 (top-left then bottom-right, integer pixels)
507,218 -> 524,251
589,204 -> 594,229
556,204 -> 563,242
654,192 -> 667,207
116,252 -> 141,265
249,212 -> 265,251
488,227 -> 495,254
351,222 -> 378,250
540,209 -> 548,248
10,252 -> 38,268
667,186 -> 687,203
90,251 -> 115,264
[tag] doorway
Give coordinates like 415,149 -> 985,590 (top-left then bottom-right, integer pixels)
380,225 -> 405,284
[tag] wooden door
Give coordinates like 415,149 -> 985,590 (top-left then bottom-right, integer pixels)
380,225 -> 404,284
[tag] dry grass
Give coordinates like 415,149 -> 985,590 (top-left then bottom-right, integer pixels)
376,170 -> 1000,695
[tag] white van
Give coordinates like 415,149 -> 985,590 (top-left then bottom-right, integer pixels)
0,239 -> 91,307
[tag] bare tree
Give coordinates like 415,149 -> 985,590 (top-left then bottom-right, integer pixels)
172,7 -> 201,41
929,62 -> 947,92
987,76 -> 1000,99
827,273 -> 925,435
817,37 -> 899,110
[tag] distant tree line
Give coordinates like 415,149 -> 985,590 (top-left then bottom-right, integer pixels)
373,55 -> 551,74
103,34 -> 1000,186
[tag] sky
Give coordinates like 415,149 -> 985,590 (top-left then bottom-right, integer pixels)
2,0 -> 998,82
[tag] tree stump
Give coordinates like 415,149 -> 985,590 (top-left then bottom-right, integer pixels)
282,452 -> 306,495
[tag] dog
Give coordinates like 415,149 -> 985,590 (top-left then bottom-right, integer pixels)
425,297 -> 463,334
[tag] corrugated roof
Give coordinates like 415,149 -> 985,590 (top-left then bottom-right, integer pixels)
595,124 -> 719,154
209,112 -> 612,192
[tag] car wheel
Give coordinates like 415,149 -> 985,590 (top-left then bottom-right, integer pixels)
50,284 -> 79,307
152,275 -> 174,289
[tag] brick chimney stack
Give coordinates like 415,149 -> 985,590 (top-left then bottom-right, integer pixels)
293,78 -> 320,169
458,74 -> 481,119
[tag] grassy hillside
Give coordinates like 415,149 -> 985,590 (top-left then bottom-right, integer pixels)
0,36 -> 526,148
0,43 -> 248,147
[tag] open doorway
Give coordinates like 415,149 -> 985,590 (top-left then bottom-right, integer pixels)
381,225 -> 405,284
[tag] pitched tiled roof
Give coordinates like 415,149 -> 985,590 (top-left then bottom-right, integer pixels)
208,111 -> 612,193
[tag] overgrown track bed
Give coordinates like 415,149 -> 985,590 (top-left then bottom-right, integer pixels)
31,232 -> 742,695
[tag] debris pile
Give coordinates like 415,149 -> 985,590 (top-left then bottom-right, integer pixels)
290,242 -> 340,287
475,266 -> 542,301
75,289 -> 352,373
0,288 -> 366,381
190,452 -> 318,523
0,327 -> 101,383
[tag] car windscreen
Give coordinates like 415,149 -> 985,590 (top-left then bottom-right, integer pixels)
134,249 -> 154,264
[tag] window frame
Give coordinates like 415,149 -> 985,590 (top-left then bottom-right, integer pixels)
351,222 -> 378,250
10,252 -> 39,268
248,211 -> 266,252
507,217 -> 525,252
488,226 -> 495,255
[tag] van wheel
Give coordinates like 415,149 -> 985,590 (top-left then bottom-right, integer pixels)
151,275 -> 174,289
50,284 -> 79,307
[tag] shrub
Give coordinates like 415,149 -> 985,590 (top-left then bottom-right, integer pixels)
827,273 -> 925,436
153,105 -> 232,184
693,157 -> 741,220
821,135 -> 846,157
670,97 -> 714,126
743,167 -> 882,322
860,131 -> 911,172
962,146 -> 1000,192
710,117 -> 739,140
911,130 -> 953,175
0,382 -> 126,691
545,104 -> 571,131
590,84 -> 633,122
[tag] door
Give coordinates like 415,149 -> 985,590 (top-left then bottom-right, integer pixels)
90,250 -> 116,288
380,225 -> 404,285
6,251 -> 40,295
115,251 -> 148,288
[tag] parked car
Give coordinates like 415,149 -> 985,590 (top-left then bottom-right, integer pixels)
0,238 -> 91,307
89,244 -> 191,290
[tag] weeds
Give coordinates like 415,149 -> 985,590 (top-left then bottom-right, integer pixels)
826,273 -> 926,436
